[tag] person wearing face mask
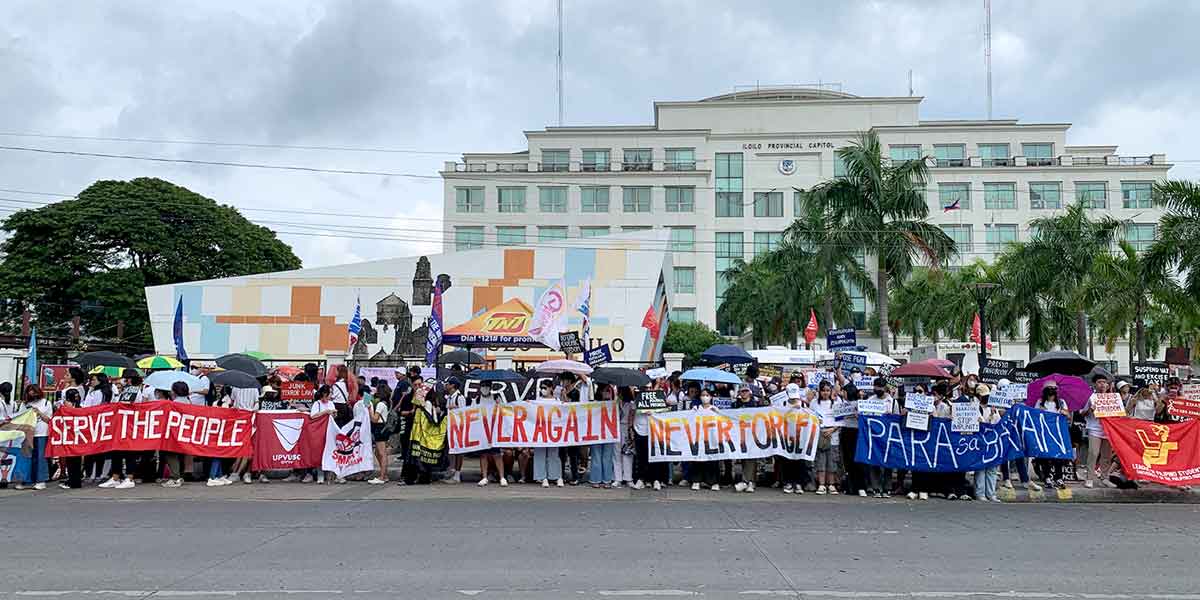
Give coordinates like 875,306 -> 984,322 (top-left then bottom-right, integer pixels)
1081,373 -> 1117,488
834,381 -> 866,497
864,379 -> 899,498
780,385 -> 808,495
531,380 -> 564,488
1035,382 -> 1070,489
690,390 -> 721,491
613,387 -> 637,488
632,381 -> 667,491
972,385 -> 1002,502
733,386 -> 764,493
811,381 -> 840,495
588,385 -> 618,488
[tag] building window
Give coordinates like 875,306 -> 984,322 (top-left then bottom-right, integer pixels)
671,308 -> 697,324
933,145 -> 966,167
538,226 -> 568,242
1076,182 -> 1107,209
938,183 -> 970,211
847,280 -> 866,330
665,148 -> 696,171
889,145 -> 921,163
1125,223 -> 1156,252
754,232 -> 783,255
940,224 -> 973,253
1029,182 -> 1062,210
984,182 -> 1016,210
455,227 -> 484,251
622,226 -> 652,232
539,187 -> 567,213
582,149 -> 610,172
496,226 -> 526,246
455,187 -> 484,213
1122,181 -> 1153,209
753,191 -> 784,217
1022,143 -> 1054,166
623,148 -> 651,171
498,187 -> 526,213
669,226 -> 695,251
794,190 -> 804,217
622,186 -> 651,212
581,186 -> 609,213
541,150 -> 569,172
674,267 -> 696,294
979,143 -> 1011,167
833,154 -> 848,177
985,224 -> 1018,252
715,152 -> 744,217
665,186 -> 695,212
580,226 -> 609,238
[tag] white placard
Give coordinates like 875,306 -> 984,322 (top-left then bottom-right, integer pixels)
905,411 -> 929,431
905,393 -> 933,413
857,397 -> 890,415
989,383 -> 1026,409
951,402 -> 981,433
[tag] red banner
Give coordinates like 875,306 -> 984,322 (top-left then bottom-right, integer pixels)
279,381 -> 315,403
1103,417 -> 1200,487
252,411 -> 328,470
47,401 -> 254,458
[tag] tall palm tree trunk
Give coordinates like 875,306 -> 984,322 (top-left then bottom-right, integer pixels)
877,268 -> 890,354
1135,301 -> 1146,361
1075,311 -> 1088,355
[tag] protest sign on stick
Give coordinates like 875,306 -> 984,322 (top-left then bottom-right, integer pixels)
1091,393 -> 1127,418
904,394 -> 933,413
1168,385 -> 1200,420
989,383 -> 1026,409
905,411 -> 929,431
951,402 -> 981,433
636,390 -> 669,414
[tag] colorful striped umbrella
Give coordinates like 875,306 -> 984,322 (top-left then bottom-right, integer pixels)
89,365 -> 141,378
136,355 -> 185,370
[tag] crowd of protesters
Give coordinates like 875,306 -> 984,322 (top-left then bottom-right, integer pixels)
0,359 -> 1187,499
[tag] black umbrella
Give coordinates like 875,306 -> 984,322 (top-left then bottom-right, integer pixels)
438,349 -> 485,365
215,353 -> 268,377
1026,350 -> 1096,376
591,367 -> 651,388
465,369 -> 526,383
1087,364 -> 1114,382
700,344 -> 754,366
208,370 -> 262,390
72,350 -> 137,370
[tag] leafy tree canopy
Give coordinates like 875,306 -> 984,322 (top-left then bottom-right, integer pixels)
0,177 -> 302,342
663,321 -> 724,367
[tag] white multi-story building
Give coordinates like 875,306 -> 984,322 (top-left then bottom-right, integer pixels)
441,87 -> 1170,359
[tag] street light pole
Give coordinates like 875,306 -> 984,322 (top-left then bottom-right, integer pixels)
969,282 -> 999,371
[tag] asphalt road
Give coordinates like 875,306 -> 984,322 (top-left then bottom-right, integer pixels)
3,484 -> 1199,600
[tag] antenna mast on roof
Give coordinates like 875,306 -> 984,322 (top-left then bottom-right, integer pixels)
908,69 -> 914,96
985,0 -> 993,119
557,0 -> 564,126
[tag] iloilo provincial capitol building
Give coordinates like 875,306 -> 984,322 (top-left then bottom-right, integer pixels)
440,86 -> 1170,359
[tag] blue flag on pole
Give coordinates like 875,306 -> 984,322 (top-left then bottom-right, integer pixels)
425,283 -> 443,366
173,296 -> 188,362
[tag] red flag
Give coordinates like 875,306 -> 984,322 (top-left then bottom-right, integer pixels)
803,309 -> 818,344
253,411 -> 330,470
970,313 -> 993,349
642,305 -> 660,338
1103,418 -> 1200,487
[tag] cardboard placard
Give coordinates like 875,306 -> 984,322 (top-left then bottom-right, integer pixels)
769,390 -> 790,408
989,383 -> 1026,409
951,402 -> 981,433
979,358 -> 1019,385
826,328 -> 857,351
1091,393 -> 1126,418
636,390 -> 669,413
584,344 -> 612,367
852,375 -> 877,389
838,352 -> 867,375
905,411 -> 929,431
1009,369 -> 1040,384
832,402 -> 856,421
904,393 -> 933,413
279,381 -> 315,403
757,364 -> 784,380
558,332 -> 585,355
1168,385 -> 1200,420
1132,362 -> 1171,386
857,397 -> 890,415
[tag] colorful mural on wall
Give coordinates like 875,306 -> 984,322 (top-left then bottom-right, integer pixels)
145,233 -> 672,363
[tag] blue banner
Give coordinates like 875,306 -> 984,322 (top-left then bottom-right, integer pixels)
1006,403 -> 1075,460
838,352 -> 867,375
855,413 -> 1024,472
827,328 -> 857,351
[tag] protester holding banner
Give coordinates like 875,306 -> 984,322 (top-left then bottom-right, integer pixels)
972,386 -> 1002,502
780,387 -> 809,494
613,386 -> 636,488
310,385 -> 337,484
530,380 -> 565,488
812,381 -> 840,495
1034,382 -> 1070,489
688,391 -> 721,491
408,387 -> 447,484
12,385 -> 51,490
863,379 -> 900,498
733,386 -> 765,493
588,384 -> 618,488
835,382 -> 865,497
1081,374 -> 1116,489
632,383 -> 667,492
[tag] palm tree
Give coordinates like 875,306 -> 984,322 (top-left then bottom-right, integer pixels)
1088,240 -> 1183,361
800,131 -> 957,353
783,206 -> 875,334
993,241 -> 1078,354
718,253 -> 819,347
1023,202 -> 1122,354
1148,180 -> 1200,297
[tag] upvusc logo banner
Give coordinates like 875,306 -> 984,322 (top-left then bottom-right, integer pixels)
1103,417 -> 1200,487
252,411 -> 329,470
48,401 -> 253,458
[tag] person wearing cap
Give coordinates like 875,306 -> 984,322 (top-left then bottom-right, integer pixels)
780,383 -> 808,494
972,384 -> 1003,502
1081,373 -> 1117,488
1034,381 -> 1069,489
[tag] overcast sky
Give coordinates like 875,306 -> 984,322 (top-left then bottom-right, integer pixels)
1,0 -> 1196,268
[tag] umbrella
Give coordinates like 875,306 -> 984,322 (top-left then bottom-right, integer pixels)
215,353 -> 268,377
1087,365 -> 1114,382
1026,350 -> 1095,376
889,360 -> 952,379
89,365 -> 140,378
700,344 -> 755,365
465,369 -> 527,383
271,366 -> 304,380
73,350 -> 137,370
437,349 -> 485,365
1024,374 -> 1092,411
839,351 -> 900,367
928,358 -> 956,368
242,350 -> 272,360
208,370 -> 262,390
679,367 -> 742,385
136,355 -> 185,370
536,359 -> 594,375
145,370 -> 203,392
591,367 -> 651,388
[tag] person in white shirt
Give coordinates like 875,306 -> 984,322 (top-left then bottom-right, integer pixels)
531,380 -> 564,487
613,386 -> 636,488
1035,382 -> 1070,489
972,385 -> 1002,502
13,384 -> 52,490
310,385 -> 337,484
834,381 -> 865,497
441,378 -> 467,484
187,369 -> 210,407
863,379 -> 899,498
690,391 -> 721,491
367,381 -> 392,485
1082,374 -> 1116,489
80,373 -> 112,482
781,385 -> 809,495
811,381 -> 840,496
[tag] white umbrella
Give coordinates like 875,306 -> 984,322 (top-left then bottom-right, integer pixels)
145,370 -> 203,392
839,351 -> 900,367
536,359 -> 594,375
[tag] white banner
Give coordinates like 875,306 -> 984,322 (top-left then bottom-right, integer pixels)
647,406 -> 821,463
322,402 -> 375,478
447,400 -> 620,454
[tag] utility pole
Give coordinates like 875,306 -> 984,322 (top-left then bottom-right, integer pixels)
984,0 -> 992,119
557,0 -> 564,126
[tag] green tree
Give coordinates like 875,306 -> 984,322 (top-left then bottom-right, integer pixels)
1148,180 -> 1200,297
800,131 -> 957,353
663,320 -> 725,366
0,177 -> 302,343
718,252 -> 819,347
783,206 -> 874,334
1088,240 -> 1183,362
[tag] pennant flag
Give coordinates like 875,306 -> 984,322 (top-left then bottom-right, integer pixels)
942,198 -> 961,212
25,328 -> 37,386
322,401 -> 375,478
173,297 -> 188,362
528,280 -> 568,351
426,282 -> 444,366
347,295 -> 363,352
970,313 -> 993,349
803,309 -> 818,345
576,279 -> 592,345
642,305 -> 660,338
